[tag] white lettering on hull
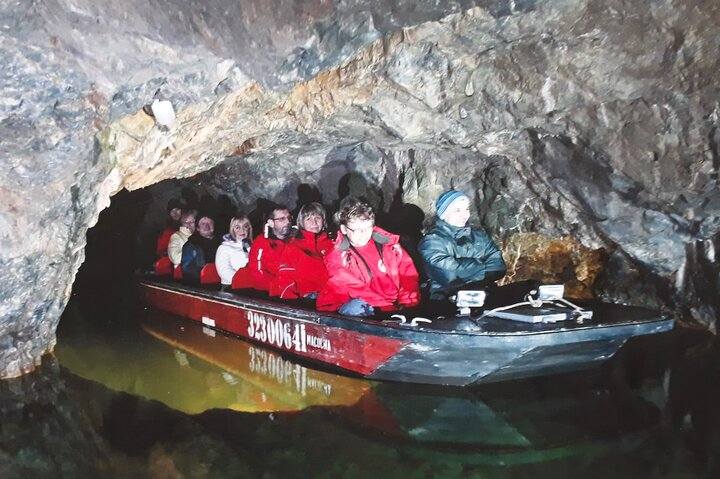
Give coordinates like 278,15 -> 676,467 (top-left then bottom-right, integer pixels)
247,311 -> 331,353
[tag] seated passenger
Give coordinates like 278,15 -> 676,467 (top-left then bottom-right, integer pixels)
272,202 -> 334,299
216,216 -> 252,287
156,199 -> 183,258
243,205 -> 293,292
317,198 -> 420,316
418,190 -> 508,301
168,211 -> 196,267
181,215 -> 222,284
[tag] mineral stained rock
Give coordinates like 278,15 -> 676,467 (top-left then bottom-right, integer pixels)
1,0 -> 719,377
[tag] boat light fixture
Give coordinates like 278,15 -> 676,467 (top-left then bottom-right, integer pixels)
537,284 -> 564,301
455,290 -> 487,314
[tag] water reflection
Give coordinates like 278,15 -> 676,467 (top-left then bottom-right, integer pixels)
2,298 -> 717,477
59,309 -> 371,415
60,309 -> 666,458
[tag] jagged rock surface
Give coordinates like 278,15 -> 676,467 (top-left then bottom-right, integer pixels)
1,0 -> 719,377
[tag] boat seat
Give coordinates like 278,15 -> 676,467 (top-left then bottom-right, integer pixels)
200,263 -> 221,284
231,267 -> 253,289
173,265 -> 183,280
154,256 -> 172,276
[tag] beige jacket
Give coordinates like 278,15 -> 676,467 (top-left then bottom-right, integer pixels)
167,226 -> 193,266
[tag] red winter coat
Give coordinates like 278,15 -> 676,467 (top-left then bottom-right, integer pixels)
271,230 -> 333,298
242,234 -> 287,291
317,226 -> 420,312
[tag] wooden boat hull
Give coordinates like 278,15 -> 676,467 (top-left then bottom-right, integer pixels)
139,278 -> 674,386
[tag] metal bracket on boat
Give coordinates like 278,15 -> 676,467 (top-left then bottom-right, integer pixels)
391,314 -> 433,327
554,297 -> 593,322
481,284 -> 593,323
526,285 -> 593,322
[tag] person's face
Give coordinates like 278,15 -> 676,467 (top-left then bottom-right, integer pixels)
169,207 -> 182,221
443,197 -> 471,228
302,213 -> 324,234
231,221 -> 250,241
182,216 -> 196,234
198,217 -> 214,239
269,209 -> 292,239
341,218 -> 374,247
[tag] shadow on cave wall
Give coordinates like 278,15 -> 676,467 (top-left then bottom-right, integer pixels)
74,155 -> 424,298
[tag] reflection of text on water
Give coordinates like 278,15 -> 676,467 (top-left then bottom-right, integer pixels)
248,346 -> 332,397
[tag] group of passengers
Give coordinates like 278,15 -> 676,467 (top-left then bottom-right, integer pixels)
154,190 -> 512,317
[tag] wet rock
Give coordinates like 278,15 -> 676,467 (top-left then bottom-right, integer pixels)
0,358 -> 114,477
500,232 -> 606,299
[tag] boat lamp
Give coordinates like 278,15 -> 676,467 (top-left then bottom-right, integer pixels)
455,290 -> 487,315
537,284 -> 565,301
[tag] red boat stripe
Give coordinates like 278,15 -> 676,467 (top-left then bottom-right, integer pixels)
141,284 -> 409,376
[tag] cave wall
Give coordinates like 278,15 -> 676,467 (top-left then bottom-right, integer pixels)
1,0 -> 719,378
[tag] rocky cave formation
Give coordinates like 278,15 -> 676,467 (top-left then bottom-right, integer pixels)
1,0 -> 719,378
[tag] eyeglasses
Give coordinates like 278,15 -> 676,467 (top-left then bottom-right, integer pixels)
272,215 -> 292,222
183,220 -> 195,226
344,224 -> 373,235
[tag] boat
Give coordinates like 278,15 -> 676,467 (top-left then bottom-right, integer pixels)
145,310 -> 666,458
138,274 -> 674,386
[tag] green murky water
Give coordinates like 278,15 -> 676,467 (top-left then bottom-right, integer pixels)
1,288 -> 718,478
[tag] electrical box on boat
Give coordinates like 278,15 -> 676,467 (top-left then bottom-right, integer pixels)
485,306 -> 575,323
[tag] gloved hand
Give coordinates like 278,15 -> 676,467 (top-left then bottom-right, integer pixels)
303,291 -> 319,300
338,298 -> 374,317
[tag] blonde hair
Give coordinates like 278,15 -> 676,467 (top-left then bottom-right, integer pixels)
297,202 -> 326,231
229,216 -> 252,241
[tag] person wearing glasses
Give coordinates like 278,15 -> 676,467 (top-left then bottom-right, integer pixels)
317,197 -> 420,316
167,210 -> 196,267
272,202 -> 334,300
239,205 -> 294,292
181,215 -> 222,284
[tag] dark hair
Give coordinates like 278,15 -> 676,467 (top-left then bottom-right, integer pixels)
265,204 -> 290,222
167,198 -> 183,213
338,197 -> 374,226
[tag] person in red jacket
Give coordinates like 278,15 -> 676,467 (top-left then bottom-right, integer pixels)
235,205 -> 293,292
272,202 -> 334,299
317,197 -> 420,316
156,199 -> 183,257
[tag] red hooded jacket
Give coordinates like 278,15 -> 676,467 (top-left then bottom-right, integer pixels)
239,233 -> 287,291
271,230 -> 334,298
317,226 -> 420,312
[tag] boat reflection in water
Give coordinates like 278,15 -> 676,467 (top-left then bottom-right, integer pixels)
141,310 -> 372,414
60,309 -> 666,462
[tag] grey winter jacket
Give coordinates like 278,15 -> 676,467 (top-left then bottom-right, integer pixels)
418,219 -> 506,299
